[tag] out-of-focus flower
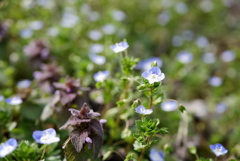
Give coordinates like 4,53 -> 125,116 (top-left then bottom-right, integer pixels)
99,119 -> 107,124
199,0 -> 214,12
172,35 -> 184,47
29,21 -> 44,30
102,24 -> 116,35
175,2 -> 188,15
182,30 -> 194,41
136,57 -> 163,71
20,28 -> 33,39
89,44 -> 104,54
209,143 -> 228,156
135,105 -> 153,115
208,76 -> 222,87
149,149 -> 164,161
0,138 -> 18,158
88,30 -> 102,41
32,128 -> 60,144
110,41 -> 129,53
202,52 -> 216,64
112,10 -> 126,21
176,51 -> 193,64
216,103 -> 227,114
157,12 -> 171,25
24,40 -> 49,60
141,67 -> 165,84
88,11 -> 100,21
196,36 -> 209,48
60,9 -> 79,28
36,0 -> 55,9
0,23 -> 8,41
220,50 -> 236,62
93,71 -> 109,82
5,97 -> 23,105
85,137 -> 92,149
17,79 -> 31,89
0,96 -> 4,102
47,27 -> 59,37
161,100 -> 178,112
89,54 -> 106,65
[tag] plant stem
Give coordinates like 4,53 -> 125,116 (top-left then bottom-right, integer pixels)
147,88 -> 153,109
4,157 -> 9,161
138,137 -> 149,161
40,144 -> 47,160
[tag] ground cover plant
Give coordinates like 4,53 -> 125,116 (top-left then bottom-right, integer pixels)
0,0 -> 240,160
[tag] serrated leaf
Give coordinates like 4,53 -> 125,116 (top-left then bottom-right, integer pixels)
91,134 -> 103,158
70,129 -> 89,153
89,119 -> 104,138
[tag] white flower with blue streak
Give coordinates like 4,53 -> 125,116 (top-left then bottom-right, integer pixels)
5,97 -> 23,105
93,71 -> 109,82
149,149 -> 164,161
135,105 -> 153,115
141,67 -> 165,84
32,128 -> 60,144
0,138 -> 18,158
110,41 -> 129,53
209,143 -> 228,156
136,57 -> 163,71
161,100 -> 178,112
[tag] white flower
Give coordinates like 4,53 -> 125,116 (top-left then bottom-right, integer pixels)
93,71 -> 109,82
32,128 -> 60,144
5,97 -> 23,105
110,41 -> 129,53
20,28 -> 33,39
141,67 -> 165,84
209,143 -> 228,156
89,54 -> 106,65
89,44 -> 104,54
176,51 -> 193,64
135,105 -> 153,115
209,76 -> 222,87
0,138 -> 18,158
112,10 -> 126,21
102,24 -> 116,35
196,36 -> 209,48
161,100 -> 178,112
175,2 -> 188,15
220,50 -> 236,62
17,79 -> 31,88
88,30 -> 103,41
29,21 -> 44,30
202,52 -> 216,64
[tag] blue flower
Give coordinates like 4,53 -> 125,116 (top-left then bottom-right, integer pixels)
17,79 -> 31,88
0,96 -> 4,102
0,138 -> 18,158
136,57 -> 163,71
216,103 -> 227,114
5,97 -> 23,105
220,50 -> 236,62
202,52 -> 216,64
32,128 -> 60,144
176,51 -> 193,64
208,76 -> 222,87
110,41 -> 129,53
135,105 -> 153,115
209,143 -> 228,156
141,67 -> 165,84
93,71 -> 109,82
89,54 -> 106,65
149,149 -> 164,161
161,100 -> 178,112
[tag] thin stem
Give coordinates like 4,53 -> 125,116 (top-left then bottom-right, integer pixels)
215,156 -> 218,161
147,88 -> 153,109
4,157 -> 9,161
138,137 -> 149,161
40,144 -> 47,160
195,153 -> 199,160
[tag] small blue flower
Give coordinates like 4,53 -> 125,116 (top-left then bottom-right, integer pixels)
220,50 -> 236,62
89,54 -> 106,65
209,143 -> 228,156
141,67 -> 165,84
0,96 -> 4,102
17,79 -> 31,88
136,57 -> 163,71
161,100 -> 178,112
149,149 -> 164,161
216,103 -> 227,114
110,41 -> 129,53
0,138 -> 18,158
5,97 -> 23,105
202,52 -> 216,64
176,51 -> 193,64
93,71 -> 109,82
208,76 -> 222,87
135,105 -> 153,115
32,128 -> 60,144
196,36 -> 209,48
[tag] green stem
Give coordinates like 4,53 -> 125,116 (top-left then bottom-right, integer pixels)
147,88 -> 153,109
40,145 -> 47,160
215,156 -> 218,161
138,137 -> 149,161
4,157 -> 9,161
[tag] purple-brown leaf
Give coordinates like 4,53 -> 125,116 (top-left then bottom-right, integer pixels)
70,129 -> 89,153
89,119 -> 104,138
91,134 -> 103,158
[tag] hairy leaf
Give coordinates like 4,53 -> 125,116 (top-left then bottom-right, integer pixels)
70,129 -> 89,153
59,116 -> 90,130
91,134 -> 103,158
89,119 -> 104,138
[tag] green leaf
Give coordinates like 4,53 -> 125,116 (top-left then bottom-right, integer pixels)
188,146 -> 197,154
159,127 -> 169,135
121,128 -> 132,138
179,105 -> 186,113
102,151 -> 112,160
133,140 -> 147,152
